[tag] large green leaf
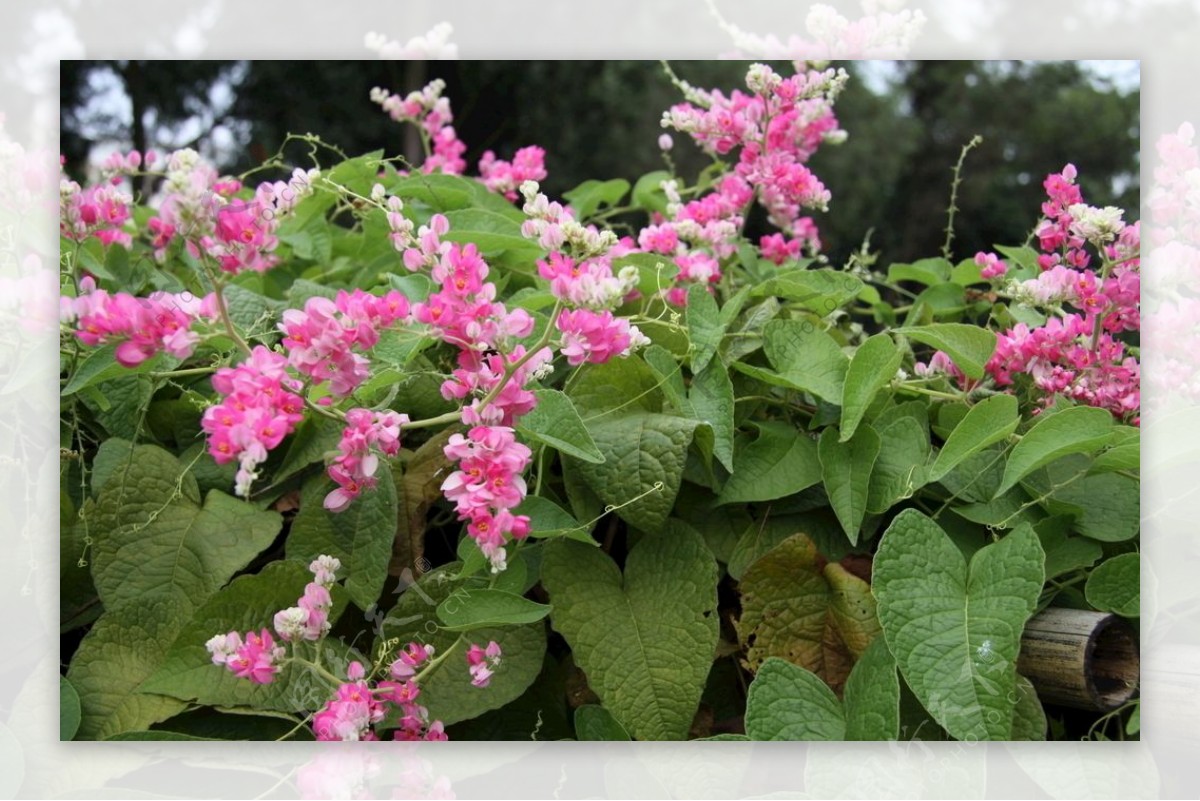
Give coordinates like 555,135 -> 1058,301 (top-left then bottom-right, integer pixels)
574,704 -> 632,741
840,334 -> 901,442
378,565 -> 546,725
744,658 -> 845,741
69,445 -> 282,739
563,178 -> 630,220
140,560 -> 350,714
689,359 -> 736,473
866,416 -> 931,514
60,677 -> 81,741
893,324 -> 997,380
1085,553 -> 1140,617
930,395 -> 1020,482
286,465 -> 398,611
567,355 -> 662,415
540,526 -> 719,740
570,412 -> 697,532
756,320 -> 848,403
686,282 -> 724,373
751,268 -> 863,313
843,636 -> 900,741
995,406 -> 1114,497
872,510 -> 1045,741
818,425 -> 881,545
435,588 -> 552,631
1021,455 -> 1139,542
716,422 -> 820,505
517,389 -> 604,464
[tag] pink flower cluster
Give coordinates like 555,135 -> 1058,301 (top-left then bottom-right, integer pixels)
441,426 -> 533,571
370,80 -> 547,197
200,168 -> 317,274
60,177 -> 132,247
325,408 -> 409,512
280,289 -> 411,396
313,644 -> 448,742
556,308 -> 638,366
466,641 -> 502,688
272,555 -> 340,641
201,346 -> 306,497
621,63 -> 844,306
61,277 -> 215,366
976,251 -> 1008,280
479,145 -> 547,200
205,556 -> 463,742
206,629 -> 285,685
370,80 -> 466,175
924,166 -> 1140,423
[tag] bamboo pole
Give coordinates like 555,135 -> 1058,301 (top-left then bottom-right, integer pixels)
1018,607 -> 1139,711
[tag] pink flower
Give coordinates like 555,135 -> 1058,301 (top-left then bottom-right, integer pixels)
975,251 -> 1008,280
465,641 -> 502,688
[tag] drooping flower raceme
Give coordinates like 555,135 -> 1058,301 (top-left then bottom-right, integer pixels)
200,345 -> 307,498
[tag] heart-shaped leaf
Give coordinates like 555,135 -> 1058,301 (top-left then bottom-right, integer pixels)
541,523 -> 718,740
872,509 -> 1044,741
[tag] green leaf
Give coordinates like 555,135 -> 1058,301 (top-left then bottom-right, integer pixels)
872,510 -> 1045,741
744,658 -> 845,741
442,208 -> 544,261
222,283 -> 283,330
686,282 -> 724,373
1034,516 -> 1103,579
372,327 -> 433,369
995,406 -> 1114,498
541,528 -> 719,741
632,170 -> 672,214
567,355 -> 662,414
286,466 -> 397,611
517,389 -> 604,464
563,178 -> 630,220
435,588 -> 551,631
1010,675 -> 1047,740
893,324 -> 997,380
274,415 -> 344,485
571,412 -> 697,532
841,334 -> 901,441
515,495 -> 595,544
84,440 -> 281,610
1090,442 -> 1139,474
140,560 -> 351,714
843,636 -> 900,741
60,677 -> 81,741
389,172 -> 474,211
574,704 -> 632,741
819,426 -> 881,545
751,268 -> 863,314
1026,460 -> 1139,543
1085,553 -> 1140,617
716,422 -> 820,505
62,345 -> 167,396
378,564 -> 546,725
888,257 -> 952,286
866,416 -> 931,514
689,359 -> 736,473
756,319 -> 849,403
929,395 -> 1020,482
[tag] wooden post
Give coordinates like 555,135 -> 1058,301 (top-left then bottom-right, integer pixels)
1018,607 -> 1139,711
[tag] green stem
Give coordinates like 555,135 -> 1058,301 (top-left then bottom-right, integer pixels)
196,254 -> 252,357
150,365 -> 217,379
942,135 -> 983,260
413,635 -> 465,684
